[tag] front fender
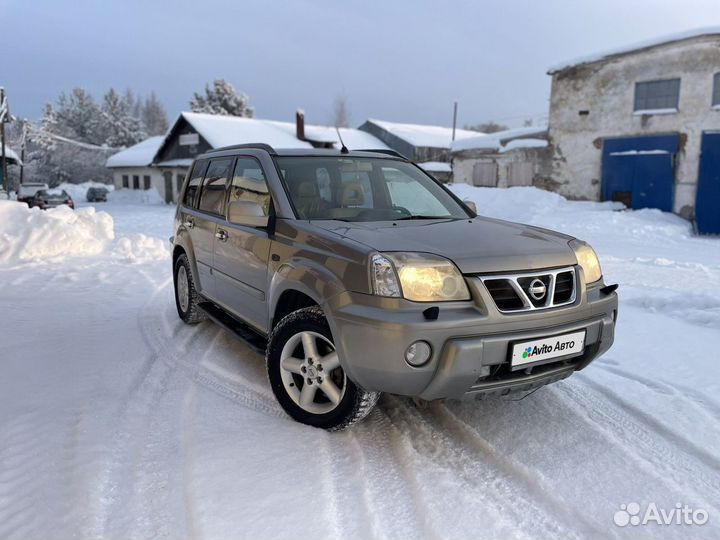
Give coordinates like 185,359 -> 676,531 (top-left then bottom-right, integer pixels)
267,258 -> 347,324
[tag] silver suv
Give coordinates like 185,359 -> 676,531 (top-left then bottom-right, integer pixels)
171,144 -> 618,430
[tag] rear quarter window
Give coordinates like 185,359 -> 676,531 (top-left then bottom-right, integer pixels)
183,160 -> 209,207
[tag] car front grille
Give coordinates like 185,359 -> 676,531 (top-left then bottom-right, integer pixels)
478,267 -> 577,313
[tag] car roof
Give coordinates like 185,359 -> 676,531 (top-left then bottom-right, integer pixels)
197,144 -> 407,161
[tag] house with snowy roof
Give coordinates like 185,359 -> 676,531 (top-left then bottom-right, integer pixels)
547,27 -> 720,234
450,126 -> 551,189
357,118 -> 479,167
106,111 -> 388,203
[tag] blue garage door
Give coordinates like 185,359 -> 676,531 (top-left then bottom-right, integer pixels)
696,132 -> 720,235
602,135 -> 678,212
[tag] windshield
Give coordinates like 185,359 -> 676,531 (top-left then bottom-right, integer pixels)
274,156 -> 470,222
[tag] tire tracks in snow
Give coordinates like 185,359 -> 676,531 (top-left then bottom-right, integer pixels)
554,377 -> 720,514
381,396 -> 592,539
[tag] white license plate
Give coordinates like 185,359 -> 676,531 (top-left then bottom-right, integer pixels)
510,330 -> 586,369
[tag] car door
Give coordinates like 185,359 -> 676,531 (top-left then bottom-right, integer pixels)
213,156 -> 273,332
181,158 -> 232,300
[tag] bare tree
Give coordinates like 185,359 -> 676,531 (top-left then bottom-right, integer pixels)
464,120 -> 509,134
332,95 -> 351,128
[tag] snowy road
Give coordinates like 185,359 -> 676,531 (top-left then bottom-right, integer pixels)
0,190 -> 719,539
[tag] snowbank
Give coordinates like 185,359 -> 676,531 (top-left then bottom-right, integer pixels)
0,200 -> 170,265
57,181 -> 115,203
449,184 -> 693,247
108,188 -> 165,205
0,201 -> 114,263
112,234 -> 170,263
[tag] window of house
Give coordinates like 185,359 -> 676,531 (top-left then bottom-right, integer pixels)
132,175 -> 140,189
183,160 -> 208,207
143,175 -> 151,190
198,158 -> 233,215
228,158 -> 271,216
122,175 -> 129,188
634,79 -> 680,112
713,73 -> 720,107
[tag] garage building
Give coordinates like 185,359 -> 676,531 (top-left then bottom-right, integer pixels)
547,28 -> 720,234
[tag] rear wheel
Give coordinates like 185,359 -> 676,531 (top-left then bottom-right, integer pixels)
267,307 -> 380,431
174,253 -> 207,324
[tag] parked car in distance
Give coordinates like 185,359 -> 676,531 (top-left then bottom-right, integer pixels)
87,187 -> 109,202
32,189 -> 74,210
171,144 -> 618,431
17,182 -> 49,206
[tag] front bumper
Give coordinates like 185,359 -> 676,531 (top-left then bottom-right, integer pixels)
324,271 -> 618,400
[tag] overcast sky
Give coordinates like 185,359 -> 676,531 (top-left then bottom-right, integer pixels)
3,0 -> 720,129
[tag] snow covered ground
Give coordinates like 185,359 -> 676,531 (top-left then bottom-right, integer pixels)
0,187 -> 718,539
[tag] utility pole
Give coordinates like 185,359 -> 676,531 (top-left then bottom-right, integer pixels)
19,120 -> 26,185
0,87 -> 7,192
451,101 -> 458,141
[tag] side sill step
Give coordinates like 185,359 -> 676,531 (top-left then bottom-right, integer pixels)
198,302 -> 268,355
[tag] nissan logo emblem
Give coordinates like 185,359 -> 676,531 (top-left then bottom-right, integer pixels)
528,279 -> 547,300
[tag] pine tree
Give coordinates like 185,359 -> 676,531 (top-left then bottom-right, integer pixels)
53,88 -> 104,144
190,79 -> 254,117
101,88 -> 147,147
141,92 -> 169,135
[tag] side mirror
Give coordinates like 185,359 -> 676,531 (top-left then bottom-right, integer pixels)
228,200 -> 269,227
463,200 -> 477,214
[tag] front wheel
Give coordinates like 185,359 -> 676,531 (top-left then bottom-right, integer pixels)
266,307 -> 380,431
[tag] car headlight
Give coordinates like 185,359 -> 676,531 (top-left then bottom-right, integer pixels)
371,252 -> 470,302
570,240 -> 603,284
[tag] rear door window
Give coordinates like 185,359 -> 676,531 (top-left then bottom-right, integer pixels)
198,158 -> 233,216
183,160 -> 208,207
228,157 -> 271,216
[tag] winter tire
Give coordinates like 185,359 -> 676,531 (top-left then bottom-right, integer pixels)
174,253 -> 207,324
267,306 -> 380,431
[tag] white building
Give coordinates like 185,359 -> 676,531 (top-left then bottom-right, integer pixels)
105,136 -> 170,200
450,126 -> 551,188
547,27 -> 720,233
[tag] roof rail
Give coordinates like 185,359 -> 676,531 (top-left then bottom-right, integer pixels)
207,143 -> 277,155
356,148 -> 407,159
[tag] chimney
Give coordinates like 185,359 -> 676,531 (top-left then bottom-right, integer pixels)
296,109 -> 305,141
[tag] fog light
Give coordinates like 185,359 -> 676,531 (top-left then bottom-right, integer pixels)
405,341 -> 432,367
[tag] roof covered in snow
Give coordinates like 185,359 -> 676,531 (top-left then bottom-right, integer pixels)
0,146 -> 22,165
175,113 -> 389,153
181,113 -> 311,150
364,119 -> 479,148
450,126 -> 548,153
106,136 -> 165,168
417,161 -> 452,173
548,26 -> 720,73
264,121 -> 390,150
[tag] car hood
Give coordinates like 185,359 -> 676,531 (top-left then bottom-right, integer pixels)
310,217 -> 577,274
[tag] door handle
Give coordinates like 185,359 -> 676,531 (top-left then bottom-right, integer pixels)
183,218 -> 194,229
215,229 -> 228,242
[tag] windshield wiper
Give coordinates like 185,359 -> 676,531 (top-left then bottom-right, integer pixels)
394,215 -> 455,220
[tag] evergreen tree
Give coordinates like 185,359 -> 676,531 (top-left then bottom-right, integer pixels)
141,92 -> 169,135
101,88 -> 147,147
190,79 -> 254,117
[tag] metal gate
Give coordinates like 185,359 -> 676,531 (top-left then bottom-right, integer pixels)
696,132 -> 720,235
601,135 -> 678,212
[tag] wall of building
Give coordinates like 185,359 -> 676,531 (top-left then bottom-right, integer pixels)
452,146 -> 554,188
548,35 -> 720,214
111,166 -> 187,203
